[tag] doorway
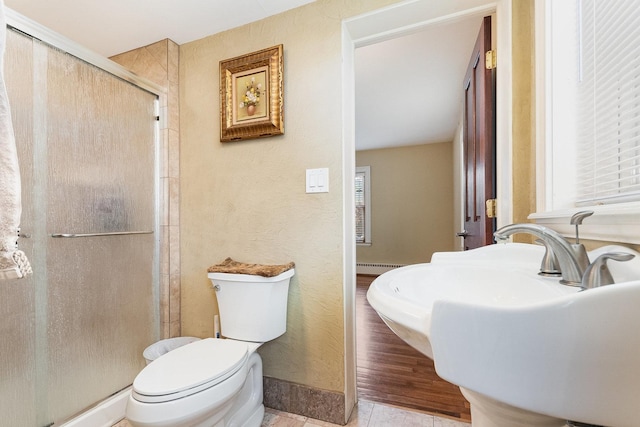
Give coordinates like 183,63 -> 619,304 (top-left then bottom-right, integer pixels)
343,0 -> 512,419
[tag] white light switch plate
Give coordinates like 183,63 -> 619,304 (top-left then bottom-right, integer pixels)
306,168 -> 329,193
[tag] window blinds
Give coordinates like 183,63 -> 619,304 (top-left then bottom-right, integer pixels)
355,171 -> 365,243
576,0 -> 640,205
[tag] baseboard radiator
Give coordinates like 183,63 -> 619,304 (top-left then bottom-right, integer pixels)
356,262 -> 405,275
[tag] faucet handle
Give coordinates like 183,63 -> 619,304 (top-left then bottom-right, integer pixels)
581,252 -> 635,289
535,239 -> 561,276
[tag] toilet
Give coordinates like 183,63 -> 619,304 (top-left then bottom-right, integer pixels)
126,268 -> 294,427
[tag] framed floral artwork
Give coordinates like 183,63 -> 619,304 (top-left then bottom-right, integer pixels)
220,45 -> 284,142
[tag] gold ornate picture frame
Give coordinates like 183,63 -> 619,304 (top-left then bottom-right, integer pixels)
220,45 -> 284,142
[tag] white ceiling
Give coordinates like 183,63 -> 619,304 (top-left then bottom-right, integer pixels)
4,0 -> 316,57
355,15 -> 483,151
4,0 -> 486,152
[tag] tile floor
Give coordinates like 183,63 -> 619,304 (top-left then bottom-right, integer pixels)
114,399 -> 471,427
263,400 -> 470,427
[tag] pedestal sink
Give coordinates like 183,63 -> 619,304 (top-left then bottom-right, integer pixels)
367,243 -> 640,427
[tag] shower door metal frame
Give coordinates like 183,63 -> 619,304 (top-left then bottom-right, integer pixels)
5,9 -> 163,97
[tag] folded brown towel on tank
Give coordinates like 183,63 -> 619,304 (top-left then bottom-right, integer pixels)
207,257 -> 295,277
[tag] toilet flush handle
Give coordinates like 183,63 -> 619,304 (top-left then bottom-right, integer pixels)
213,284 -> 220,292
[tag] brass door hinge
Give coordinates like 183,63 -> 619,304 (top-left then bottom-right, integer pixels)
486,198 -> 497,218
485,50 -> 497,70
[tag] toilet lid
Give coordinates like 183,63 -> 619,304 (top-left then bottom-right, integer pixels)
132,338 -> 248,403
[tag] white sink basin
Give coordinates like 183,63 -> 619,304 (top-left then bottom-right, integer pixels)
366,243 -> 640,427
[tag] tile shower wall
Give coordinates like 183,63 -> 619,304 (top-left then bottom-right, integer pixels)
111,39 -> 181,338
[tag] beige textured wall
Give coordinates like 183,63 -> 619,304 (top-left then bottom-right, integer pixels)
179,0 -> 399,394
356,143 -> 454,265
511,0 -> 536,242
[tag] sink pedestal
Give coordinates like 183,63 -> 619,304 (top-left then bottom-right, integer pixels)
461,388 -> 566,427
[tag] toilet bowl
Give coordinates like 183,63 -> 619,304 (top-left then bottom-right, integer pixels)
126,268 -> 294,427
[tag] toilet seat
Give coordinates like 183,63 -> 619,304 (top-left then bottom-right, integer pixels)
132,338 -> 249,404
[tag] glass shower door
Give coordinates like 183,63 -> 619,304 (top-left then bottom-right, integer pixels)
2,28 -> 159,425
44,44 -> 158,424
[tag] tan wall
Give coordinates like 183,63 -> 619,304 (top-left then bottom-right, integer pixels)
356,143 -> 454,265
179,0 -> 399,394
511,0 -> 536,243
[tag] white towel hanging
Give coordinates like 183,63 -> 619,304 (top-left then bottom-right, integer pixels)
0,0 -> 31,280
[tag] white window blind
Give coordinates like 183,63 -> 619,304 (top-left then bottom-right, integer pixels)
575,0 -> 640,205
355,166 -> 371,244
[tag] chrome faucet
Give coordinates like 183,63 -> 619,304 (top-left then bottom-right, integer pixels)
494,223 -> 586,286
495,211 -> 635,289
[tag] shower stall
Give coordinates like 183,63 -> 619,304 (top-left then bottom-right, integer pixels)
0,19 -> 160,427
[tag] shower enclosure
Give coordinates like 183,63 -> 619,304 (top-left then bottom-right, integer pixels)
0,24 -> 159,426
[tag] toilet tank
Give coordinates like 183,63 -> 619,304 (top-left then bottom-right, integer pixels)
207,269 -> 294,342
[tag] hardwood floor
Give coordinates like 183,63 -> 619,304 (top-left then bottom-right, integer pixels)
356,274 -> 471,422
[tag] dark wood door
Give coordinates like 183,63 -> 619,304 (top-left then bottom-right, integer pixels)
460,16 -> 496,250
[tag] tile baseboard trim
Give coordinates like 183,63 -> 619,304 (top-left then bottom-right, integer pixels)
263,376 -> 346,425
